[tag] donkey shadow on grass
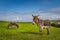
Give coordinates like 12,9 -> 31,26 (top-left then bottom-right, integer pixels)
21,32 -> 39,34
21,32 -> 49,35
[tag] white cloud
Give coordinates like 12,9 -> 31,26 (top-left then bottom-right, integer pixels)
0,7 -> 60,22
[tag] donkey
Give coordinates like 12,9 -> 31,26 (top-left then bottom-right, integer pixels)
32,15 -> 51,35
8,22 -> 19,29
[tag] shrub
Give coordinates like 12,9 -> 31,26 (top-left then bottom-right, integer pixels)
51,22 -> 60,28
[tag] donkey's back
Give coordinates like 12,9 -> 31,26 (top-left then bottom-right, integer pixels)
38,19 -> 51,26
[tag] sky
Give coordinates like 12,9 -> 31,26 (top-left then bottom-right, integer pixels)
0,0 -> 60,22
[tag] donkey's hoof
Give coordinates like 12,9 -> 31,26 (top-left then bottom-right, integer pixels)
47,33 -> 50,35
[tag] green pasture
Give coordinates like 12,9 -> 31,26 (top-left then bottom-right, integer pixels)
0,21 -> 60,40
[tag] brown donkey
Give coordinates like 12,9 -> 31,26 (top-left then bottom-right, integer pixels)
32,15 -> 51,35
8,22 -> 19,29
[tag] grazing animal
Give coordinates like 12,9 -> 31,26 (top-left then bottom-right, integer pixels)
32,15 -> 51,35
8,22 -> 19,29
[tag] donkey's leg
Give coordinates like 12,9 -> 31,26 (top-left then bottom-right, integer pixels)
15,24 -> 19,28
39,26 -> 43,35
8,25 -> 12,29
8,25 -> 9,28
46,26 -> 50,35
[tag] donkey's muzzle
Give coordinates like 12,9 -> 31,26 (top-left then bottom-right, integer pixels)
32,22 -> 35,25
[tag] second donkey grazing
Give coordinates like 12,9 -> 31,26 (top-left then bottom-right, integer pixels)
8,22 -> 19,29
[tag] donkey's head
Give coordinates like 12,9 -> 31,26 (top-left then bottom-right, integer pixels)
32,15 -> 39,25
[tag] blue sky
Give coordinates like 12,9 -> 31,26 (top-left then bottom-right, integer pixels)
0,0 -> 60,22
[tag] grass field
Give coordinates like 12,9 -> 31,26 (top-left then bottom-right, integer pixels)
0,21 -> 60,40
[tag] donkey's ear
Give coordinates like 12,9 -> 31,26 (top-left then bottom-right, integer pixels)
32,15 -> 34,17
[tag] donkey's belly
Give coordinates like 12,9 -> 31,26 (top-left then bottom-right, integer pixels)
43,26 -> 49,28
39,25 -> 49,29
